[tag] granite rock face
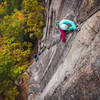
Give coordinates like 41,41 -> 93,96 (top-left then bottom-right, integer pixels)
27,0 -> 100,100
43,11 -> 100,100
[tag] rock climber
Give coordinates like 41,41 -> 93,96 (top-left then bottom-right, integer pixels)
33,54 -> 38,62
56,19 -> 80,42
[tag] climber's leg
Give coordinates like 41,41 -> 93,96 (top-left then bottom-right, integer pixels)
60,29 -> 66,42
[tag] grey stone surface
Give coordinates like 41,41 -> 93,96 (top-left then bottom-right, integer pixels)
40,11 -> 100,100
27,0 -> 100,100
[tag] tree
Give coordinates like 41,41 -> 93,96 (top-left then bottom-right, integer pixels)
0,10 -> 31,100
23,0 -> 45,40
0,0 -> 45,99
0,1 -> 7,20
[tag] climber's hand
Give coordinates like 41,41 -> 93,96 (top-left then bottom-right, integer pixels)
76,27 -> 80,32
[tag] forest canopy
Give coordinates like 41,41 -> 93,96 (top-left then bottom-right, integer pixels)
0,0 -> 44,99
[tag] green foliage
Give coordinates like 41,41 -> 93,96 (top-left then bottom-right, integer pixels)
0,0 -> 44,99
0,10 -> 25,41
23,0 -> 45,40
0,11 -> 31,99
6,0 -> 23,14
0,2 -> 7,19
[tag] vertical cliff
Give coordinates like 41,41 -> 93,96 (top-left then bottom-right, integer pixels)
27,0 -> 100,100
